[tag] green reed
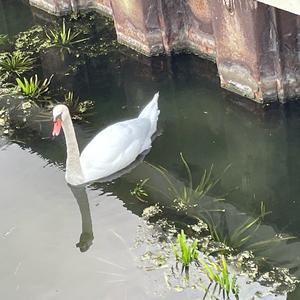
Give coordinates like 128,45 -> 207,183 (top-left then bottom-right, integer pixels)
16,74 -> 53,99
171,230 -> 198,272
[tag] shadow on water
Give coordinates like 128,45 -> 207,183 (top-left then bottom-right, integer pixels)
107,161 -> 300,278
65,145 -> 300,281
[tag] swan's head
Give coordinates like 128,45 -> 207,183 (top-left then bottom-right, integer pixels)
52,104 -> 69,136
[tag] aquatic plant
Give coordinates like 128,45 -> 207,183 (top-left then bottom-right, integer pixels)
63,91 -> 95,120
205,202 -> 295,254
153,153 -> 229,211
0,52 -> 35,77
130,178 -> 149,202
16,74 -> 53,99
171,230 -> 198,272
199,255 -> 239,299
46,19 -> 88,48
14,25 -> 49,55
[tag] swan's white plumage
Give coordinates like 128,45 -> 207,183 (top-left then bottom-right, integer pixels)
53,92 -> 159,185
80,118 -> 151,182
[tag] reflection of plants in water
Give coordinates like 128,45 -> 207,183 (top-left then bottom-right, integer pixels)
0,52 -> 35,77
63,91 -> 95,120
204,202 -> 295,255
46,18 -> 88,49
153,153 -> 229,211
171,230 -> 198,273
0,97 -> 40,134
0,34 -> 11,51
16,74 -> 53,100
207,202 -> 269,251
0,34 -> 9,45
130,178 -> 149,202
199,255 -> 239,300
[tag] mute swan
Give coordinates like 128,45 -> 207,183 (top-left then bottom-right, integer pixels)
52,92 -> 160,186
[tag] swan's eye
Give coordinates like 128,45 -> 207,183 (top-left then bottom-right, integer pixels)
53,113 -> 62,122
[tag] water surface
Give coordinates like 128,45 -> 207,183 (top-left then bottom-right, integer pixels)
1,1 -> 300,299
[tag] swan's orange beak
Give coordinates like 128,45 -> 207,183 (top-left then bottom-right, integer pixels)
52,118 -> 62,136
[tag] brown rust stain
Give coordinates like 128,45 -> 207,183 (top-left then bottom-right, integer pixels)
218,12 -> 256,66
111,0 -> 145,32
212,0 -> 260,85
187,0 -> 211,24
94,0 -> 111,9
211,0 -> 264,100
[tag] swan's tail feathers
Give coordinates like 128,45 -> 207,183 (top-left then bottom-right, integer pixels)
138,92 -> 160,136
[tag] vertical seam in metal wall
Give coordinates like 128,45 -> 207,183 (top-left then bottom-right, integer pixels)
269,6 -> 285,102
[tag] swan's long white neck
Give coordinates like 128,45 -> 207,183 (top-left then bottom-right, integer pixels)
62,113 -> 85,185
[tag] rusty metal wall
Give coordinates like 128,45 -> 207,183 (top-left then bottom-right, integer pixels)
110,0 -> 216,58
210,0 -> 263,101
184,0 -> 215,60
110,0 -> 163,55
276,9 -> 300,100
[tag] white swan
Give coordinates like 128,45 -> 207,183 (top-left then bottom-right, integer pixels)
52,92 -> 160,186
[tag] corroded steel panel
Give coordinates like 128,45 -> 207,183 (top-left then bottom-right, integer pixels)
111,0 -> 216,58
254,3 -> 281,101
185,0 -> 216,60
110,0 -> 164,55
210,0 -> 299,103
155,0 -> 186,53
210,0 -> 261,100
275,10 -> 300,100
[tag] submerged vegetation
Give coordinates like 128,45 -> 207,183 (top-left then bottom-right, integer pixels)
130,178 -> 149,202
152,153 -> 230,211
204,201 -> 295,255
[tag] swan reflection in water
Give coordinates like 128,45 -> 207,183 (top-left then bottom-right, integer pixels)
69,184 -> 94,252
68,149 -> 150,252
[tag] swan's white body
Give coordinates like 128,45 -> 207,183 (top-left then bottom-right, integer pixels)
52,92 -> 159,186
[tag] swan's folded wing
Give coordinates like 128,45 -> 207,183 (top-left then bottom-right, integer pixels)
80,118 -> 151,181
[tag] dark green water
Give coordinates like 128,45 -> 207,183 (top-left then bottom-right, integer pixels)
1,0 -> 300,299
